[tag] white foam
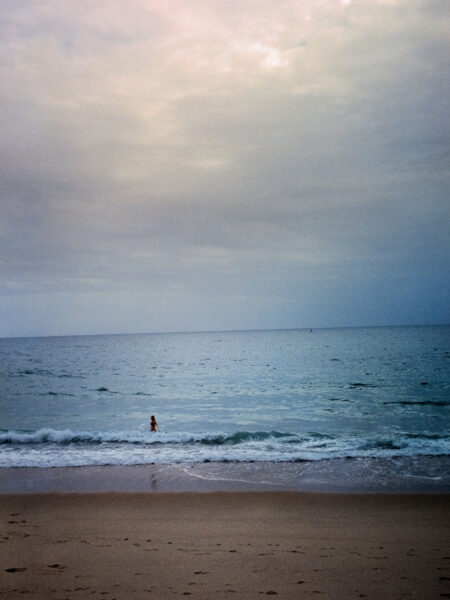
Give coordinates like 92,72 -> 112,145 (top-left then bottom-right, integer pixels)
0,428 -> 449,468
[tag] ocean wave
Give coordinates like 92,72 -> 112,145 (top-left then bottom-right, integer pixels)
359,439 -> 407,451
1,428 -> 449,469
0,428 -> 296,446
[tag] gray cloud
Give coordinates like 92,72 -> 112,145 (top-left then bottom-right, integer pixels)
0,0 -> 449,336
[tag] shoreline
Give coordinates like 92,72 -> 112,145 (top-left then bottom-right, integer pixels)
2,457 -> 450,494
1,492 -> 449,599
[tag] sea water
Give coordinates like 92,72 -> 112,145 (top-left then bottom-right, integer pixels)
1,326 -> 449,490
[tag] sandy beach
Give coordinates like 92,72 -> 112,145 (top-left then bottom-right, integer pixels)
1,492 -> 449,599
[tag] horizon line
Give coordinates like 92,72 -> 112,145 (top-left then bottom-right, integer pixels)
1,322 -> 449,341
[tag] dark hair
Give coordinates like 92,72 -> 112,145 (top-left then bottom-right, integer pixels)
151,415 -> 155,420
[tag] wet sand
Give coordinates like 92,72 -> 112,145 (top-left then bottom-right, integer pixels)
2,457 -> 449,494
1,492 -> 449,599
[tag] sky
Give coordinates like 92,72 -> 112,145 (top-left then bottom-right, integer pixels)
0,0 -> 449,337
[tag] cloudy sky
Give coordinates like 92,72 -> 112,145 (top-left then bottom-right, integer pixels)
1,0 -> 449,337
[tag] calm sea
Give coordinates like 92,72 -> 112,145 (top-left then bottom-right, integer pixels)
1,326 -> 449,490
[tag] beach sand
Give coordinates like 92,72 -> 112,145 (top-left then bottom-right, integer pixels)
1,492 -> 449,599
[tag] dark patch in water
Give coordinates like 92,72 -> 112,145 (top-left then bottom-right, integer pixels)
200,431 -> 294,446
97,387 -> 109,392
18,369 -> 54,377
349,382 -> 377,389
405,433 -> 444,440
360,439 -> 405,451
309,432 -> 335,439
383,401 -> 449,407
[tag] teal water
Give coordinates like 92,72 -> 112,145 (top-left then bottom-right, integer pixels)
1,326 -> 449,473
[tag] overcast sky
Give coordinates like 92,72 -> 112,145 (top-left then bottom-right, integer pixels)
1,0 -> 449,337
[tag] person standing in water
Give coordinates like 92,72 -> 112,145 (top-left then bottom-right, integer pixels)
150,415 -> 160,432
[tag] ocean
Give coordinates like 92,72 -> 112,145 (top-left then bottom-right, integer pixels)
1,326 -> 449,491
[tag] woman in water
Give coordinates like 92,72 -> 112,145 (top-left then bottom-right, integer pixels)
150,415 -> 160,432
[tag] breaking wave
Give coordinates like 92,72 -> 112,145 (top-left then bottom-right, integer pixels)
0,428 -> 449,468
0,429 -> 295,446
